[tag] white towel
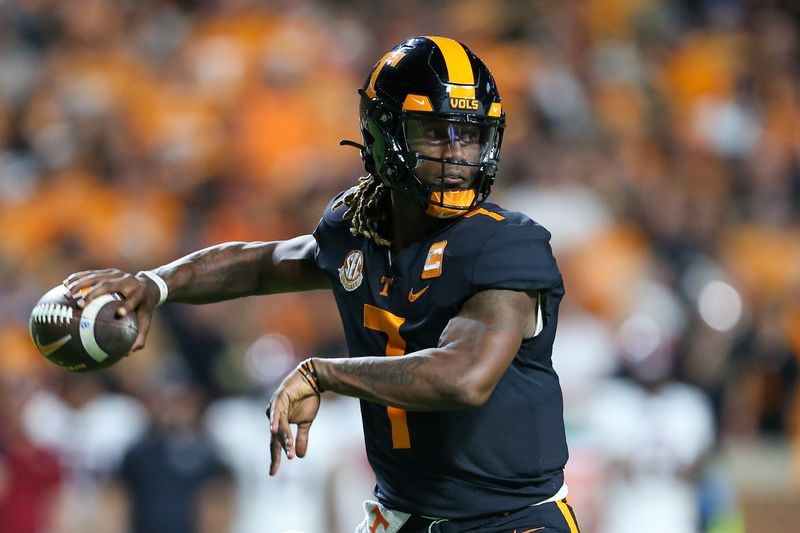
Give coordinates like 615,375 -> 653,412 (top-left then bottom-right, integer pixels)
354,500 -> 411,533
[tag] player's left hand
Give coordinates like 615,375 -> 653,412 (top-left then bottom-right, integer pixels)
267,366 -> 321,476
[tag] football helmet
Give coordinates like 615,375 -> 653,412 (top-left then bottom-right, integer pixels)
349,36 -> 505,219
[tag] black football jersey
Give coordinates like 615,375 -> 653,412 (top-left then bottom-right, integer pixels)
313,190 -> 568,518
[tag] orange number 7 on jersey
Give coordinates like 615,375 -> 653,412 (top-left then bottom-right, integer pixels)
363,304 -> 411,449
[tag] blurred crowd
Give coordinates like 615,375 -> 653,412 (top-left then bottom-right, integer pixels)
0,0 -> 798,532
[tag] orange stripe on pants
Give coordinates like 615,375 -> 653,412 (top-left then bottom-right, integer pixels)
555,499 -> 579,533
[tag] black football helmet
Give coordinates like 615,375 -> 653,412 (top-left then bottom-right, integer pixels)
348,36 -> 505,218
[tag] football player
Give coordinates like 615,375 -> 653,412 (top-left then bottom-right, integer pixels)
66,36 -> 579,532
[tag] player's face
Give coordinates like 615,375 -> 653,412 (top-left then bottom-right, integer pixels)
404,118 -> 485,188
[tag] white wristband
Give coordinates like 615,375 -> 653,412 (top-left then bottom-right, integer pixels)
138,270 -> 168,306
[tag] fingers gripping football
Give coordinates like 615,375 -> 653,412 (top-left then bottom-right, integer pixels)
63,269 -> 160,351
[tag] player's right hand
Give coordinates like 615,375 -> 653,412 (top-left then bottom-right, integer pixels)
63,268 -> 160,351
266,365 -> 321,476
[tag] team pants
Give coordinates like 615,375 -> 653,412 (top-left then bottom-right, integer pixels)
357,498 -> 580,533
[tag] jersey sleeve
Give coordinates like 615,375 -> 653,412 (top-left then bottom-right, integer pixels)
470,216 -> 562,292
312,189 -> 353,271
314,189 -> 352,232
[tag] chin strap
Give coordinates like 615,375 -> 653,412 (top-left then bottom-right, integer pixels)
425,189 -> 476,219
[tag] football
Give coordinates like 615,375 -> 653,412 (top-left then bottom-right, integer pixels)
29,284 -> 138,373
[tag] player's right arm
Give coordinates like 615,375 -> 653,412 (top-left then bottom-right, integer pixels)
63,235 -> 328,351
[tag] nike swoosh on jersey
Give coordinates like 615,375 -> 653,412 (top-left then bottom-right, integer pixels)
408,285 -> 429,302
34,334 -> 72,356
515,528 -> 545,533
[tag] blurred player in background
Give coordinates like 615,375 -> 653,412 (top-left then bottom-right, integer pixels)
66,36 -> 579,533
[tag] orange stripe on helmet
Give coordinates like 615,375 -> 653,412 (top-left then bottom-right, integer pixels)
425,36 -> 474,85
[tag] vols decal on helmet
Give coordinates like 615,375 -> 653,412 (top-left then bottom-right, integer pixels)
421,240 -> 448,279
339,250 -> 364,291
450,97 -> 479,110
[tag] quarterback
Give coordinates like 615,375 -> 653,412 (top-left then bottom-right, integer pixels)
66,36 -> 579,532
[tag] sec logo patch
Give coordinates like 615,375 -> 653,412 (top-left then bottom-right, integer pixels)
338,249 -> 364,291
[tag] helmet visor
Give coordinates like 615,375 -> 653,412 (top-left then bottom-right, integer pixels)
403,116 -> 498,166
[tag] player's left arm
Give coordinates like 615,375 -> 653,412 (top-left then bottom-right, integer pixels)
317,288 -> 537,410
267,288 -> 535,473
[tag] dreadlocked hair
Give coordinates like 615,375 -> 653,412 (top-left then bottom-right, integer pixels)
333,175 -> 393,247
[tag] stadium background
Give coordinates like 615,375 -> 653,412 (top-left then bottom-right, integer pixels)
0,0 -> 798,532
